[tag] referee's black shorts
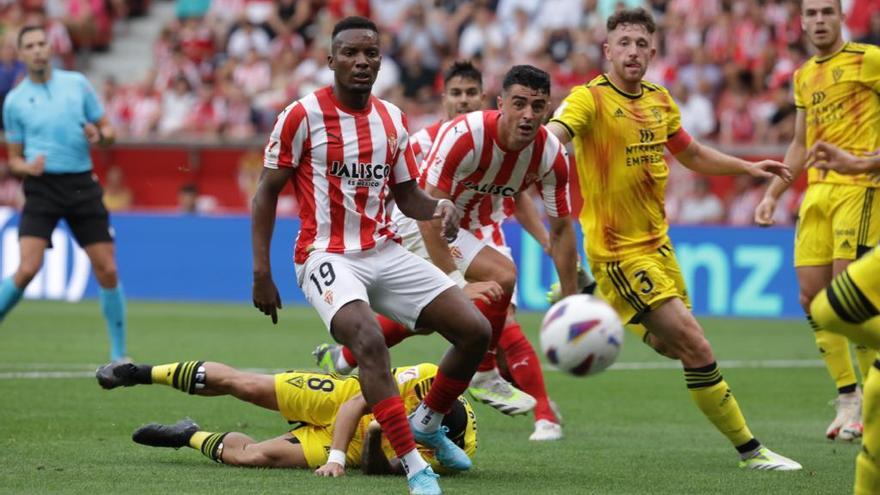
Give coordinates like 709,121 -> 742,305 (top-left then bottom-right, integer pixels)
19,171 -> 113,247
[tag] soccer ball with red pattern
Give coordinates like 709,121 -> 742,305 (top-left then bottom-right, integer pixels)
540,294 -> 623,376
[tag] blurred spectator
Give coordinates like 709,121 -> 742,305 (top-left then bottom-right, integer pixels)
859,10 -> 880,45
102,165 -> 133,211
672,81 -> 715,140
678,178 -> 725,225
233,49 -> 271,97
727,176 -> 792,226
458,6 -> 504,59
184,81 -> 224,136
678,48 -> 723,96
718,90 -> 756,146
0,41 -> 24,122
159,76 -> 196,136
506,7 -> 545,65
178,182 -> 199,213
0,160 -> 23,209
227,20 -> 270,60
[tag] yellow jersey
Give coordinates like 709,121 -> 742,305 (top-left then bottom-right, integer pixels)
550,74 -> 689,262
794,41 -> 880,188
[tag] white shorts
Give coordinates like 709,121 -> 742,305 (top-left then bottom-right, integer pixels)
295,241 -> 456,331
391,212 -> 519,306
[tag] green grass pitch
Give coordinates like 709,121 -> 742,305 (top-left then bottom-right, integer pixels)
0,300 -> 861,494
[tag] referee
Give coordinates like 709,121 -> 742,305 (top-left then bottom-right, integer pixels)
0,26 -> 126,362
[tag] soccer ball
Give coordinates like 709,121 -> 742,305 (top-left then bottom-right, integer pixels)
540,294 -> 624,376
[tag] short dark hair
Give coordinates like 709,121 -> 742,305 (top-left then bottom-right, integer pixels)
501,65 -> 550,94
331,16 -> 378,39
444,60 -> 482,87
606,7 -> 656,34
441,399 -> 468,444
18,25 -> 45,47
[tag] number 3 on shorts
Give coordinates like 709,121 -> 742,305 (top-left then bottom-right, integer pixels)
308,262 -> 336,295
633,269 -> 654,295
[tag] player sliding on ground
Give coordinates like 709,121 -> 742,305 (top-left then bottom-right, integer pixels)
95,360 -> 476,477
806,140 -> 880,495
546,7 -> 801,470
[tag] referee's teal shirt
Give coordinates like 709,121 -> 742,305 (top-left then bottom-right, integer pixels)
2,69 -> 104,174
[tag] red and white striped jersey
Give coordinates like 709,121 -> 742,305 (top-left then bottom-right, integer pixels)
423,110 -> 570,233
411,120 -> 443,168
264,86 -> 420,264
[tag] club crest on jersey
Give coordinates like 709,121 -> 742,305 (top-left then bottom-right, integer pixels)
329,160 -> 390,188
463,181 -> 516,197
387,134 -> 397,150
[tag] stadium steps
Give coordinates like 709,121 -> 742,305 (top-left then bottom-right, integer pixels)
84,0 -> 176,85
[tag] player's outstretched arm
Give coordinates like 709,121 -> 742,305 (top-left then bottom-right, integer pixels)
514,190 -> 550,252
755,109 -> 807,226
807,140 -> 880,175
251,167 -> 292,324
673,139 -> 792,182
547,215 -> 579,297
315,393 -> 371,477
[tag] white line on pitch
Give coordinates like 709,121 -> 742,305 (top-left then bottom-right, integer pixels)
0,359 -> 825,380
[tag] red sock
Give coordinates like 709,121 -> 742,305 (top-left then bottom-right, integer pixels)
372,395 -> 417,458
473,294 -> 511,372
377,314 -> 411,347
339,315 -> 411,368
499,321 -> 556,423
424,370 -> 471,414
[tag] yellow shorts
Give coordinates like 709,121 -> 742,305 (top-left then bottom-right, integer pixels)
826,246 -> 880,323
795,183 -> 880,266
289,423 -> 366,469
590,244 -> 691,325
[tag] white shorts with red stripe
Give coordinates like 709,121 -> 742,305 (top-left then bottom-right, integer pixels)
295,240 -> 455,331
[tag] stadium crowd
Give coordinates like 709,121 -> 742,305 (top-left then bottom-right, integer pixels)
0,0 -> 878,221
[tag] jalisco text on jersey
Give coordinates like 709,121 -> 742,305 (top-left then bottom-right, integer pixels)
462,181 -> 517,197
329,161 -> 391,180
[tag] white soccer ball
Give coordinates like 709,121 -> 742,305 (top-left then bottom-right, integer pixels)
540,294 -> 624,376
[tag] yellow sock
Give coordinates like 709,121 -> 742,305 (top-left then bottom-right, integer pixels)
856,346 -> 876,383
149,361 -> 205,394
856,361 -> 880,495
812,324 -> 858,393
188,431 -> 227,462
685,363 -> 754,448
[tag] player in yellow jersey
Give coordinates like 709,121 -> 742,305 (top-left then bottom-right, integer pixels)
94,360 -> 476,478
753,0 -> 880,442
546,7 -> 801,470
803,140 -> 880,495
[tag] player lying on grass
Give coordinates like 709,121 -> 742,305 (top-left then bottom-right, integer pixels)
95,360 -> 475,476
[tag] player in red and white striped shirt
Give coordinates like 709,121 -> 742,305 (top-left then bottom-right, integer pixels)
420,67 -> 579,440
318,62 -> 573,440
250,17 -> 490,495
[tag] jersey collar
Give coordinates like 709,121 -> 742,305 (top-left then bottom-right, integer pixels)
603,74 -> 643,99
815,41 -> 848,64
